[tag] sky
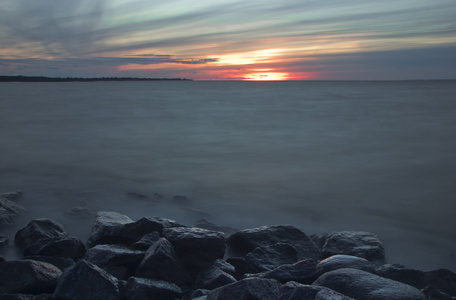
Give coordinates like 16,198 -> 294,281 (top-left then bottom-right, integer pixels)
0,0 -> 455,80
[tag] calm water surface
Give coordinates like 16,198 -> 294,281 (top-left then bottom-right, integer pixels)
0,80 -> 455,271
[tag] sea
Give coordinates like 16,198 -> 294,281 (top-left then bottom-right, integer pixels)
0,80 -> 455,271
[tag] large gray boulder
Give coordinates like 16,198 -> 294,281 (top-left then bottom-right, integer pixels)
135,237 -> 192,286
207,277 -> 281,300
0,260 -> 62,295
121,277 -> 182,300
313,268 -> 427,300
244,243 -> 298,273
14,219 -> 67,250
278,281 -> 355,300
195,263 -> 237,290
259,259 -> 318,284
321,231 -> 385,264
53,260 -> 119,300
162,227 -> 226,276
317,254 -> 375,274
227,225 -> 320,260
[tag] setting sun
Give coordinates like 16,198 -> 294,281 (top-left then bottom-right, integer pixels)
244,72 -> 290,81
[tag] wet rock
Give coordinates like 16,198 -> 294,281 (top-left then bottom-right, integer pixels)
0,260 -> 62,295
225,257 -> 250,279
211,259 -> 236,276
121,277 -> 182,300
375,264 -> 427,289
23,236 -> 86,260
425,269 -> 456,297
244,243 -> 298,273
14,219 -> 67,250
163,227 -> 226,276
84,244 -> 144,279
195,263 -> 237,290
0,190 -> 23,201
423,285 -> 454,300
278,281 -> 355,300
135,237 -> 192,286
195,219 -> 238,235
0,236 -> 8,249
0,196 -> 26,225
260,259 -> 318,284
321,231 -> 386,265
227,225 -> 320,260
131,232 -> 160,251
23,256 -> 75,271
317,254 -> 375,274
313,267 -> 427,300
64,207 -> 96,218
87,212 -> 184,247
53,260 -> 119,300
310,233 -> 328,250
192,289 -> 210,298
207,277 -> 281,300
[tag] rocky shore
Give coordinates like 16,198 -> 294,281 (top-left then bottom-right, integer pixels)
0,193 -> 455,300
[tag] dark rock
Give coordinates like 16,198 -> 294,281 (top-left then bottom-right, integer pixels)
162,227 -> 226,276
317,254 -> 375,274
23,256 -> 75,271
121,277 -> 182,300
64,207 -> 96,218
0,190 -> 23,201
260,259 -> 318,284
425,269 -> 456,297
192,289 -> 210,298
0,260 -> 62,295
14,219 -> 67,250
23,236 -> 86,260
0,236 -> 8,249
87,212 -> 184,247
195,264 -> 237,290
0,196 -> 26,225
131,232 -> 160,250
278,281 -> 355,300
321,231 -> 386,265
423,285 -> 454,300
310,233 -> 328,250
86,211 -> 134,248
135,237 -> 192,286
210,259 -> 236,276
207,277 -> 281,300
0,294 -> 52,300
53,260 -> 119,300
195,219 -> 238,235
244,243 -> 298,273
225,257 -> 250,279
313,267 -> 427,300
84,244 -> 144,279
227,225 -> 320,260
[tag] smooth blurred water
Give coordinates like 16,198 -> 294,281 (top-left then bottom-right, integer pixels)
1,80 -> 455,271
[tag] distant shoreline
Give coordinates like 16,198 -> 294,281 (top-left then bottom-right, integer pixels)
0,75 -> 192,82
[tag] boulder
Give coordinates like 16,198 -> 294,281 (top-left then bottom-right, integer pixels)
0,190 -> 23,201
87,212 -> 183,247
23,256 -> 75,271
227,225 -> 320,260
53,260 -> 119,300
321,231 -> 385,264
23,236 -> 86,260
121,277 -> 182,300
135,237 -> 192,286
422,285 -> 454,300
207,277 -> 281,300
162,227 -> 226,276
195,264 -> 237,290
425,269 -> 456,297
313,268 -> 427,300
0,260 -> 62,295
317,254 -> 375,274
0,196 -> 26,225
278,281 -> 355,300
225,257 -> 251,279
260,259 -> 318,284
14,219 -> 67,250
244,243 -> 298,273
210,259 -> 236,276
131,232 -> 160,251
